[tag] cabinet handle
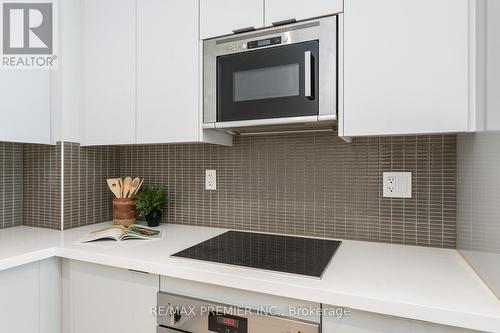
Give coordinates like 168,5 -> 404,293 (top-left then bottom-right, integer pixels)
128,269 -> 150,274
304,51 -> 314,100
272,18 -> 297,26
232,26 -> 256,34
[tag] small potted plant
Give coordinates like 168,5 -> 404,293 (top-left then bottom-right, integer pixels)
135,186 -> 167,227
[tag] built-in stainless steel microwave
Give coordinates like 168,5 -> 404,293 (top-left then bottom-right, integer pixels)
203,15 -> 339,134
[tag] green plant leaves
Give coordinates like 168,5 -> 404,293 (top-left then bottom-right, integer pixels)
135,186 -> 168,217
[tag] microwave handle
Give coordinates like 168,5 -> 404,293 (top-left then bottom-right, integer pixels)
304,51 -> 314,100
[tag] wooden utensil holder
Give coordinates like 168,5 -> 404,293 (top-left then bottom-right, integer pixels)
113,198 -> 136,227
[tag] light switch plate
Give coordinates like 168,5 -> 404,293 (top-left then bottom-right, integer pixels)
205,170 -> 216,190
383,172 -> 412,198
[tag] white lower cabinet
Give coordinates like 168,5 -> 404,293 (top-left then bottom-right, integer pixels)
322,308 -> 474,333
63,260 -> 158,333
0,258 -> 61,333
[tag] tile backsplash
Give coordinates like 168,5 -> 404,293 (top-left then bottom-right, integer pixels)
22,142 -> 119,230
23,143 -> 61,229
0,142 -> 23,229
63,142 -> 119,230
1,133 -> 458,248
120,133 -> 457,248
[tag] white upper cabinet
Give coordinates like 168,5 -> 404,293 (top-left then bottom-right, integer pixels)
265,0 -> 343,26
341,0 -> 472,137
200,0 -> 264,39
0,71 -> 51,144
137,0 -> 199,144
82,0 -> 230,146
82,0 -> 136,145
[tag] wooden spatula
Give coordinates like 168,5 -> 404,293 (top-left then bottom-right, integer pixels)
117,178 -> 123,197
123,176 -> 133,198
129,177 -> 141,197
106,179 -> 121,198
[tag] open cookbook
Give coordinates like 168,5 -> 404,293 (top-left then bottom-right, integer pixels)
79,225 -> 162,243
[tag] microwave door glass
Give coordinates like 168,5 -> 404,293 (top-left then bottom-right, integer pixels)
217,41 -> 319,122
233,64 -> 300,102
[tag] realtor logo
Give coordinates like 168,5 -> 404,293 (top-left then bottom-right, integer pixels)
1,0 -> 58,68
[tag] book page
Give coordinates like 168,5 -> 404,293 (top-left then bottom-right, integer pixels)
79,226 -> 126,243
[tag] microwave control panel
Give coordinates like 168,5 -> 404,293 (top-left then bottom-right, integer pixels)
247,36 -> 282,49
225,36 -> 287,53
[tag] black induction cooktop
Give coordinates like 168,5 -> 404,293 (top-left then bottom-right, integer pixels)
171,231 -> 341,278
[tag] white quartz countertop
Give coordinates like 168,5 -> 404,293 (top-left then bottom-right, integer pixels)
0,223 -> 499,332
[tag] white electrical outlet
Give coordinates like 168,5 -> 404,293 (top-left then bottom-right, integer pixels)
383,172 -> 412,198
205,170 -> 216,190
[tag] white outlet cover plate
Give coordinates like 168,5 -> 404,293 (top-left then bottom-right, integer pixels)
383,172 -> 412,198
205,170 -> 216,190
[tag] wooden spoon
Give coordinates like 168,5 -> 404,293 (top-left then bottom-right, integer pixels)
123,176 -> 133,198
128,177 -> 141,197
106,179 -> 121,198
131,178 -> 144,197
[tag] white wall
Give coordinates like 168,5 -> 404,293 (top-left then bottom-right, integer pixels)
457,131 -> 500,296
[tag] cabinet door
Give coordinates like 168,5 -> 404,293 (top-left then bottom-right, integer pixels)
136,0 -> 199,144
82,0 -> 136,145
265,0 -> 342,26
0,258 -> 61,333
200,0 -> 264,39
0,261 -> 40,333
342,0 -> 470,137
40,258 -> 62,333
0,71 -> 50,144
64,260 -> 158,333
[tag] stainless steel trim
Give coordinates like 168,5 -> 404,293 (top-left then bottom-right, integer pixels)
318,114 -> 336,122
202,122 -> 216,129
304,51 -> 313,99
237,128 -> 334,136
214,21 -> 319,44
212,116 -> 327,129
318,16 -> 337,117
203,16 -> 337,128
